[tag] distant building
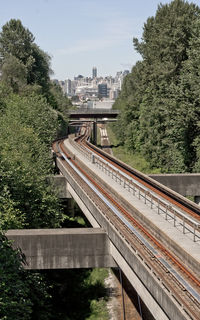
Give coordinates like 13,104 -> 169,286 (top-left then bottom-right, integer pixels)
66,79 -> 72,96
123,70 -> 130,76
74,75 -> 84,80
56,68 -> 129,99
109,89 -> 119,100
92,67 -> 97,79
98,83 -> 108,98
88,99 -> 114,109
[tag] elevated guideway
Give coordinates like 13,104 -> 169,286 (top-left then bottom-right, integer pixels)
6,121 -> 200,319
53,135 -> 200,320
69,108 -> 119,145
69,108 -> 119,119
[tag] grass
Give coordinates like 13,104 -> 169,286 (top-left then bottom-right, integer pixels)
88,268 -> 109,285
85,268 -> 109,320
106,124 -> 161,174
86,299 -> 108,320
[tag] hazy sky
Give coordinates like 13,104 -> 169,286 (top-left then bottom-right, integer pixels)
1,0 -> 199,79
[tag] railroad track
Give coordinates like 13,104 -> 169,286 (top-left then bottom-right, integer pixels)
75,131 -> 200,238
52,131 -> 200,320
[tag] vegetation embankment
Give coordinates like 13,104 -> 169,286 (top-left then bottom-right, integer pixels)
107,124 -> 161,174
112,0 -> 200,174
0,19 -> 109,320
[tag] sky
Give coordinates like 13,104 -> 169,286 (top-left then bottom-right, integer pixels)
1,0 -> 200,80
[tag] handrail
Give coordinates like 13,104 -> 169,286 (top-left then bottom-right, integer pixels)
69,136 -> 200,241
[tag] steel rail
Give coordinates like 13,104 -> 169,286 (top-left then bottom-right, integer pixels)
92,149 -> 200,239
74,126 -> 200,218
53,138 -> 200,319
69,132 -> 200,241
86,141 -> 200,216
58,140 -> 200,291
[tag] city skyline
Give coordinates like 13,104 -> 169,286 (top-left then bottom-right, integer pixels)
57,67 -> 129,101
1,0 -> 200,79
56,66 -> 129,80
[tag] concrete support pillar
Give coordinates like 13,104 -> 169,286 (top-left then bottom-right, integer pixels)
47,175 -> 72,199
93,120 -> 97,145
194,196 -> 200,205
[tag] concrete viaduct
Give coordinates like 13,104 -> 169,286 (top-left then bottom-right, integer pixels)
7,148 -> 200,320
69,108 -> 119,119
69,108 -> 119,144
7,173 -> 200,271
5,111 -> 200,320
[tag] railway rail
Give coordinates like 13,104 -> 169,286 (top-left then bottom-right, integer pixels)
52,129 -> 200,320
73,130 -> 200,240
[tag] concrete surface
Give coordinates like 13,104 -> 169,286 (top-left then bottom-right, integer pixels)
63,139 -> 200,276
149,173 -> 200,197
47,175 -> 72,198
6,228 -> 116,269
69,108 -> 119,119
56,148 -> 194,320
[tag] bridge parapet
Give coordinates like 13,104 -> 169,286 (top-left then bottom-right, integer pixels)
6,228 -> 116,270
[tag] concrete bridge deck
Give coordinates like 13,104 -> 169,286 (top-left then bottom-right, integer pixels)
7,136 -> 199,319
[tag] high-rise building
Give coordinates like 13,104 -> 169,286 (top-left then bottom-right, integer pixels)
98,83 -> 107,98
92,67 -> 97,79
65,79 -> 72,96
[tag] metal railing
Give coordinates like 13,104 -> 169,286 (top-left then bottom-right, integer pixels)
69,137 -> 200,242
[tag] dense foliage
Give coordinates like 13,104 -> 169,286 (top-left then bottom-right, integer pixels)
0,91 -> 64,230
41,268 -> 108,320
0,19 -> 72,319
0,18 -> 108,320
0,234 -> 53,320
0,86 -> 64,320
113,0 -> 200,172
0,19 -> 51,94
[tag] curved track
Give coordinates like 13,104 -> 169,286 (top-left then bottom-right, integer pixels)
86,142 -> 200,219
52,130 -> 200,320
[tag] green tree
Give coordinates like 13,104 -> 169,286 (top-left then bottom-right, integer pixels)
0,233 -> 52,320
174,18 -> 200,171
1,54 -> 27,92
0,82 -> 12,112
113,0 -> 200,172
0,19 -> 71,320
0,93 -> 63,229
0,233 -> 32,320
49,83 -> 71,113
0,19 -> 51,94
0,19 -> 34,65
